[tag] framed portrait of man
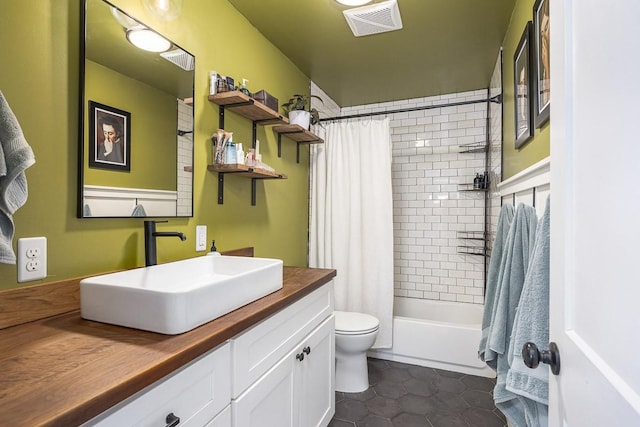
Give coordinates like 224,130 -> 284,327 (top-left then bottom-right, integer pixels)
88,101 -> 131,171
533,0 -> 550,127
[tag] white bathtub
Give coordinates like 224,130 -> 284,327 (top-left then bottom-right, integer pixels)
368,297 -> 495,378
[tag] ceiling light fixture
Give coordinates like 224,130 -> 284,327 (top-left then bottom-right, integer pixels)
142,0 -> 183,21
126,27 -> 172,52
336,0 -> 373,6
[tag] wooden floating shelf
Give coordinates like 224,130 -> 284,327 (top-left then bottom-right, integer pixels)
208,91 -> 288,125
273,124 -> 324,144
207,164 -> 287,179
272,124 -> 324,162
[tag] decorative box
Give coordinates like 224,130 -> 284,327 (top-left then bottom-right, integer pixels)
253,90 -> 279,113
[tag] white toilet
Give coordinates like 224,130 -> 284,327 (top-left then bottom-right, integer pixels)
334,310 -> 380,393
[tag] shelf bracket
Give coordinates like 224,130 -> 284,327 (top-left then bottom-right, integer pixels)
297,143 -> 301,164
251,178 -> 257,206
252,122 -> 257,148
218,173 -> 224,204
277,134 -> 282,157
225,100 -> 255,108
219,106 -> 225,129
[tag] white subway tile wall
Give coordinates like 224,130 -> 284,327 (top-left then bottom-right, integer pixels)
177,100 -> 193,217
344,89 -> 490,304
310,81 -> 502,305
311,82 -> 342,119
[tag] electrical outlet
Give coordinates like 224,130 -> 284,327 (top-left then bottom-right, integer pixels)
17,237 -> 47,282
26,259 -> 40,271
26,247 -> 40,258
196,225 -> 207,251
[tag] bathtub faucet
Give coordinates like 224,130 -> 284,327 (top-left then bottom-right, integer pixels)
144,220 -> 186,267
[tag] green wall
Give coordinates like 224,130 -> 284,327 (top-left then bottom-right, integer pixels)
84,60 -> 176,190
0,0 -> 311,290
502,0 -> 550,179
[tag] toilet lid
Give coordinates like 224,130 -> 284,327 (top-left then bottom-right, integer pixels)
334,311 -> 379,335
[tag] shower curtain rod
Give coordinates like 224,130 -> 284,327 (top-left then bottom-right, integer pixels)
319,93 -> 502,122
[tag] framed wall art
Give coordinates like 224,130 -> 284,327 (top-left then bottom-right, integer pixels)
514,21 -> 533,149
88,101 -> 131,171
533,0 -> 550,127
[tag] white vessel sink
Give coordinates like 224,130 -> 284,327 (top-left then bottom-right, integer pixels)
80,256 -> 283,334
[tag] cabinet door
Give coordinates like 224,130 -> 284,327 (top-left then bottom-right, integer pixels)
205,406 -> 231,427
231,284 -> 333,397
232,347 -> 296,427
298,315 -> 335,427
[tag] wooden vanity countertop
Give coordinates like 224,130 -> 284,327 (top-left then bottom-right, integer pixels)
0,266 -> 336,427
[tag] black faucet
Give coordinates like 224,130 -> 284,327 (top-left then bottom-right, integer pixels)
144,220 -> 187,267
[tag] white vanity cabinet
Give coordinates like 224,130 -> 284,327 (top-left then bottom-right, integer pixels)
84,343 -> 231,427
231,284 -> 335,427
82,281 -> 334,427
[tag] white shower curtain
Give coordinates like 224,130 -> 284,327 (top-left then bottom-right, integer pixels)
309,118 -> 394,349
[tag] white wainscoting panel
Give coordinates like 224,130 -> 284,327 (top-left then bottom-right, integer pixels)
497,157 -> 550,218
83,185 -> 177,217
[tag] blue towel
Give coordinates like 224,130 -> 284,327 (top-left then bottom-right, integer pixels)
0,90 -> 36,264
131,204 -> 147,217
488,203 -> 538,427
479,203 -> 515,369
506,197 -> 550,427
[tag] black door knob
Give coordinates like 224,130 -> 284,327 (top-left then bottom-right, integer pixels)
303,346 -> 311,355
296,352 -> 304,362
522,341 -> 561,375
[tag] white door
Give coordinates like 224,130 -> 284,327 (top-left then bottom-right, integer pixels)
549,0 -> 640,425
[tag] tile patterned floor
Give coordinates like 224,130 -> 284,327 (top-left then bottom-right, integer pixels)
329,358 -> 507,427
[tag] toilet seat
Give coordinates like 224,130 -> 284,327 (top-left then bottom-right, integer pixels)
334,311 -> 379,335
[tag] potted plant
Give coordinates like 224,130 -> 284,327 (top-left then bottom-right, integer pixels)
281,94 -> 323,129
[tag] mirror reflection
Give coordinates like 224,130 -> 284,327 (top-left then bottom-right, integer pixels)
80,0 -> 194,218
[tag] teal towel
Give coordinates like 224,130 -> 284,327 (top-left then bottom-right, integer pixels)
0,90 -> 36,264
479,203 -> 515,369
506,197 -> 551,427
488,203 -> 538,427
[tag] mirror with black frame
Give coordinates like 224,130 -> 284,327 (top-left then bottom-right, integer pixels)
79,0 -> 194,218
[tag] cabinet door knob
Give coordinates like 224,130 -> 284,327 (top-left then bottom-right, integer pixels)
303,346 -> 311,355
165,412 -> 180,427
296,352 -> 304,362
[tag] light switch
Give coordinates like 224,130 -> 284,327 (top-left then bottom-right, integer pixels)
196,225 -> 207,251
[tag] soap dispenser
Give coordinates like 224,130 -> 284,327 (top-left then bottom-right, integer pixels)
207,240 -> 221,257
239,78 -> 251,97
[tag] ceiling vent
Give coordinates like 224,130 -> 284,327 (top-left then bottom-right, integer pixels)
343,0 -> 403,37
160,49 -> 194,71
